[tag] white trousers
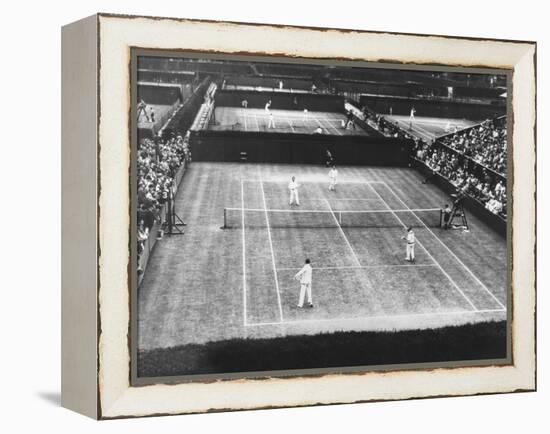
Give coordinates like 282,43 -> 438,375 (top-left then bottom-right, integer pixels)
289,189 -> 300,205
268,117 -> 276,128
298,283 -> 312,307
329,179 -> 337,190
406,243 -> 415,260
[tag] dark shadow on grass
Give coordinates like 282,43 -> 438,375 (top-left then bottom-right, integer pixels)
138,320 -> 507,378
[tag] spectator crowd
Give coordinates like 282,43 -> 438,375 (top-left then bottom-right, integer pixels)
341,102 -> 507,220
137,132 -> 191,268
438,118 -> 507,175
414,129 -> 507,219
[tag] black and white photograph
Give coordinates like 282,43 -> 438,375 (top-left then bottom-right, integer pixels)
1,0 -> 544,427
132,53 -> 510,380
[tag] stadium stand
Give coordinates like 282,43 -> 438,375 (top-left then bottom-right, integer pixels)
137,133 -> 191,276
413,117 -> 507,223
437,117 -> 507,175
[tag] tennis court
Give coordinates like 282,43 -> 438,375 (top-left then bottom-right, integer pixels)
208,107 -> 368,136
386,115 -> 478,141
236,178 -> 505,327
138,163 -> 507,351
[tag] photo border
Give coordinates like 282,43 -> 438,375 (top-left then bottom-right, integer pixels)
95,13 -> 535,419
129,48 -> 514,387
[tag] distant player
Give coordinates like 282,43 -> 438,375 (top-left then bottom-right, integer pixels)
402,227 -> 416,262
409,107 -> 416,130
442,204 -> 452,229
328,166 -> 338,191
137,99 -> 149,122
265,100 -> 272,112
314,126 -> 323,134
288,176 -> 300,206
325,149 -> 334,167
295,258 -> 313,308
149,107 -> 155,123
344,110 -> 355,130
302,108 -> 309,123
268,111 -> 276,129
279,80 -> 284,90
241,99 -> 248,109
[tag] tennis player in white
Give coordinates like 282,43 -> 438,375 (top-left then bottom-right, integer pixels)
268,111 -> 276,129
302,108 -> 309,123
409,107 -> 416,130
295,258 -> 313,308
288,176 -> 300,206
402,226 -> 416,262
328,165 -> 338,191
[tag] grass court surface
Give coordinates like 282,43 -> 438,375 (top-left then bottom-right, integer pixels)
138,162 -> 507,352
137,104 -> 173,128
386,115 -> 478,141
208,107 -> 368,136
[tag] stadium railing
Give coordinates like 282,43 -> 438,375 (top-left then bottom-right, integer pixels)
411,158 -> 506,235
162,76 -> 211,137
137,157 -> 189,286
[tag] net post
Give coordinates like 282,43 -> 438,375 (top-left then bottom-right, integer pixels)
222,208 -> 227,229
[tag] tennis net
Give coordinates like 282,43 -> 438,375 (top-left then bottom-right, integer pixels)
223,207 -> 443,229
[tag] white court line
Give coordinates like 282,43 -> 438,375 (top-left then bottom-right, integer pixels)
317,117 -> 342,136
252,113 -> 260,131
277,264 -> 438,271
245,307 -> 507,327
382,182 -> 506,310
392,119 -> 433,141
284,117 -> 296,132
241,180 -> 248,326
324,199 -> 362,266
411,123 -> 437,139
260,175 -> 284,321
367,183 -> 478,311
320,117 -> 343,136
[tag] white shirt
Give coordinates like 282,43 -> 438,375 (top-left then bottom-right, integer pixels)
265,102 -> 271,111
406,231 -> 415,244
295,264 -> 312,284
329,168 -> 338,179
288,180 -> 299,191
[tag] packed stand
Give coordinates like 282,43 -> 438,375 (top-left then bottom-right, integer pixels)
438,118 -> 507,175
414,140 -> 507,219
137,132 -> 191,267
